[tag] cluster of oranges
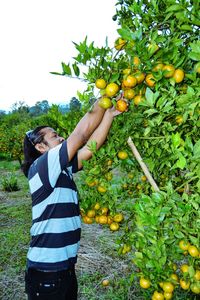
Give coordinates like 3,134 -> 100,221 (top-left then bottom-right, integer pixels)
95,37 -> 188,114
81,203 -> 124,232
138,239 -> 200,298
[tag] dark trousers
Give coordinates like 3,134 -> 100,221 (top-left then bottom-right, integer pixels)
25,267 -> 78,300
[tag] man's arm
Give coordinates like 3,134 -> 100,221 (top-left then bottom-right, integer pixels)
77,107 -> 121,169
66,99 -> 106,161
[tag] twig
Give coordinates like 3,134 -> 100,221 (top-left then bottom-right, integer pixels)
127,137 -> 160,192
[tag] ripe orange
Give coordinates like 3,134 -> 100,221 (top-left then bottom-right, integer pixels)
101,207 -> 109,215
179,279 -> 190,290
175,115 -> 183,124
97,185 -> 107,193
123,68 -> 131,75
152,291 -> 164,300
123,75 -> 137,88
87,209 -> 96,218
94,203 -> 100,210
179,240 -> 190,251
170,273 -> 179,282
98,97 -> 112,109
152,63 -> 164,72
145,73 -> 155,87
180,264 -> 189,273
163,292 -> 173,300
116,99 -> 128,112
98,215 -> 108,225
124,88 -> 135,100
105,82 -> 119,97
134,71 -> 145,84
133,56 -> 140,67
95,78 -> 107,89
118,151 -> 128,160
133,95 -> 143,105
110,222 -> 119,231
83,216 -> 93,224
173,69 -> 185,83
107,216 -> 113,225
102,279 -> 110,286
139,277 -> 151,289
190,283 -> 200,294
113,213 -> 124,223
114,38 -> 126,50
162,64 -> 175,78
194,270 -> 200,281
162,282 -> 174,293
188,245 -> 199,257
141,175 -> 147,182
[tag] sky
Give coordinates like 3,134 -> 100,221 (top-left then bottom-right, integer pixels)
0,0 -> 119,112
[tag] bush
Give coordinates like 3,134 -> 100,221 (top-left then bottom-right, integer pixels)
1,174 -> 20,192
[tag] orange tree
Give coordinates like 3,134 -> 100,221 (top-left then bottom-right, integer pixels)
51,0 -> 200,297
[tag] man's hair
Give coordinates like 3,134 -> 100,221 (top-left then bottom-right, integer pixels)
21,126 -> 49,177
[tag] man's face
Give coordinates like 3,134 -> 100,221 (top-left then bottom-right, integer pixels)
37,127 -> 65,153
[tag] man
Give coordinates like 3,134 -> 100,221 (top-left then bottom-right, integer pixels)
22,99 -> 123,300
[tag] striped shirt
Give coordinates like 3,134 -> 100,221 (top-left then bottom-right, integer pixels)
27,140 -> 81,271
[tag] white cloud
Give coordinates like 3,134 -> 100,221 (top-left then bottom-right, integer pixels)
0,0 -> 118,111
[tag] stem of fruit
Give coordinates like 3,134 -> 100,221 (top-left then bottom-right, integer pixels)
127,137 -> 160,192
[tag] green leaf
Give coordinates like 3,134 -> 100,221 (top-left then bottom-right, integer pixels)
166,4 -> 183,12
176,153 -> 187,169
61,62 -> 72,75
72,63 -> 80,76
193,139 -> 200,158
171,132 -> 181,148
179,24 -> 193,31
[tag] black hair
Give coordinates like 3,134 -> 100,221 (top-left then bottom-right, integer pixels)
21,126 -> 49,177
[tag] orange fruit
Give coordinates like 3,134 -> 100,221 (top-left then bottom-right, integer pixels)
95,78 -> 107,89
173,69 -> 185,83
179,279 -> 190,290
152,63 -> 164,72
133,95 -> 143,105
116,99 -> 128,112
123,68 -> 131,75
162,64 -> 175,78
94,203 -> 100,210
170,273 -> 179,282
134,71 -> 145,84
139,277 -> 151,289
179,240 -> 190,251
101,207 -> 109,215
98,215 -> 108,224
98,97 -> 112,109
194,270 -> 200,281
110,222 -> 119,231
83,216 -> 93,224
162,282 -> 174,293
114,38 -> 126,50
175,115 -> 183,124
190,283 -> 200,294
97,185 -> 107,193
180,264 -> 189,273
133,56 -> 140,67
118,151 -> 128,160
113,213 -> 124,223
145,73 -> 155,87
124,88 -> 135,100
152,291 -> 164,300
102,279 -> 110,286
188,245 -> 199,257
107,216 -> 113,225
141,175 -> 147,182
95,216 -> 99,223
123,75 -> 137,88
87,209 -> 96,218
163,292 -> 173,300
105,82 -> 119,97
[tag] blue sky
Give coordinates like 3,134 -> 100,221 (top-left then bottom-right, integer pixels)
0,0 -> 118,111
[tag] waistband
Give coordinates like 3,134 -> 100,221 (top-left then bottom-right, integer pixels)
26,266 -> 75,278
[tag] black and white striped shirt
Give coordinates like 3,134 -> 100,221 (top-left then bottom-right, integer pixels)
27,140 -> 81,271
